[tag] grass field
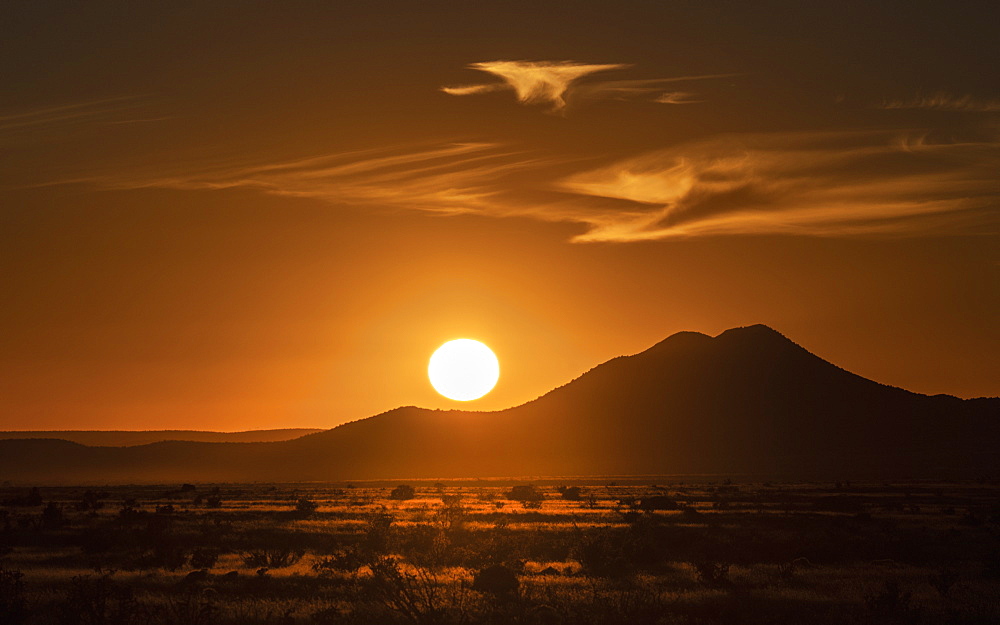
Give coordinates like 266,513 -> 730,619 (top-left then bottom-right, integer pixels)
1,478 -> 998,624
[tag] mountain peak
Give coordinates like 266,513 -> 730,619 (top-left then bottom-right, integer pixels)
645,330 -> 713,354
715,324 -> 786,340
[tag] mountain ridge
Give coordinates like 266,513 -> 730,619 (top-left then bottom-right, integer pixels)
0,325 -> 996,483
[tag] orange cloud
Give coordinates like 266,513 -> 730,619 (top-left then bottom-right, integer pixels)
442,61 -> 627,111
557,131 -> 1000,241
442,61 -> 736,112
56,130 -> 999,243
878,92 -> 1000,112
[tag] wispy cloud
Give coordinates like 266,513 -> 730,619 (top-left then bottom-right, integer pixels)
654,91 -> 704,105
556,131 -> 1000,241
57,129 -> 999,243
66,142 -> 550,216
877,92 -> 1000,112
442,61 -> 735,112
0,97 -> 159,133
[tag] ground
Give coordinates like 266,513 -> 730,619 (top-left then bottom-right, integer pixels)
1,478 -> 998,624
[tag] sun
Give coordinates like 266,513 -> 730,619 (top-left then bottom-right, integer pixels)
428,339 -> 500,401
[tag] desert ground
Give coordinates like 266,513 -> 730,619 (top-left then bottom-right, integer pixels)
2,478 -> 999,624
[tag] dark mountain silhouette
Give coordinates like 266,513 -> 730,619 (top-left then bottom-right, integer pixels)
1,325 -> 996,483
0,429 -> 322,447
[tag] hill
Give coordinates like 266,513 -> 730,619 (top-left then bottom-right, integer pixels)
1,325 -> 996,483
0,429 -> 322,447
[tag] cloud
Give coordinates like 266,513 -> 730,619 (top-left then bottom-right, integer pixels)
66,142 -> 550,216
556,131 -> 1000,241
56,130 -> 999,243
442,61 -> 735,112
0,97 -> 158,133
655,91 -> 704,104
442,61 -> 626,111
877,92 -> 1000,112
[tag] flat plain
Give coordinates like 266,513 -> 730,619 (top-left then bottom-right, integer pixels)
1,478 -> 999,624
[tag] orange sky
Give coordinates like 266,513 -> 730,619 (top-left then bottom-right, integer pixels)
1,2 -> 998,430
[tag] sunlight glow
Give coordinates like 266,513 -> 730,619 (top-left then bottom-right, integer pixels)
428,339 -> 500,401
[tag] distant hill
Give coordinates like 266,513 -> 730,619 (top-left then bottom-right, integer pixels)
0,429 -> 322,447
1,325 -> 996,483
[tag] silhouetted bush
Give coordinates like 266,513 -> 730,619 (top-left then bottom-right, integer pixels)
189,547 -> 219,570
638,495 -> 678,512
243,547 -> 304,569
506,485 -> 543,503
390,485 -> 416,501
295,498 -> 319,515
472,564 -> 519,597
58,573 -> 146,625
577,534 -> 634,579
864,580 -> 912,621
0,568 -> 27,625
691,560 -> 731,587
313,548 -> 366,576
2,488 -> 42,507
41,501 -> 64,528
558,486 -> 584,501
367,557 -> 452,625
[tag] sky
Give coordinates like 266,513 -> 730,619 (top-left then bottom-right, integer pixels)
1,1 -> 998,431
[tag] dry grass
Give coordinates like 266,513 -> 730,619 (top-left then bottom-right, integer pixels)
1,479 -> 998,624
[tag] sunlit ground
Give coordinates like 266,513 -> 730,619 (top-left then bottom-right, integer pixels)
2,479 -> 999,624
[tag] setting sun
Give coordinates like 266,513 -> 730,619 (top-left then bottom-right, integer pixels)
428,339 -> 500,401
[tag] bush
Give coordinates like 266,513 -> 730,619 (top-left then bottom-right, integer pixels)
390,485 -> 416,501
312,548 -> 366,576
506,485 -> 543,503
638,495 -> 678,512
577,534 -> 634,579
295,498 -> 319,515
691,560 -> 731,587
58,573 -> 146,625
243,548 -> 305,569
471,564 -> 519,597
558,486 -> 584,501
0,568 -> 27,625
189,548 -> 220,570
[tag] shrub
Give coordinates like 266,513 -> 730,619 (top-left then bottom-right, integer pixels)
506,485 -> 544,503
691,560 -> 731,587
189,548 -> 220,570
295,498 -> 319,515
558,486 -> 584,501
638,495 -> 678,512
367,557 -> 451,625
41,502 -> 64,528
242,547 -> 305,569
390,485 -> 416,501
312,548 -> 366,576
0,568 -> 27,625
577,534 -> 634,579
58,573 -> 146,625
864,580 -> 912,620
471,564 -> 519,598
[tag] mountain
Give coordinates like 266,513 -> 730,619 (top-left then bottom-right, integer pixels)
1,325 -> 996,483
0,429 -> 323,447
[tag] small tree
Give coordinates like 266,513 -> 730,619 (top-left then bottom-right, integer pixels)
295,498 -> 319,515
506,485 -> 543,504
558,486 -> 584,501
389,485 -> 416,501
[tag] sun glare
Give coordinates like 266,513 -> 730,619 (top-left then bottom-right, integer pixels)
428,339 -> 500,401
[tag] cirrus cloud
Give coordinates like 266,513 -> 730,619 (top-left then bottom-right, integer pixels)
442,60 -> 736,112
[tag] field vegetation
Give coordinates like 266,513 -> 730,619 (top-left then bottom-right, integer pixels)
1,478 -> 999,624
